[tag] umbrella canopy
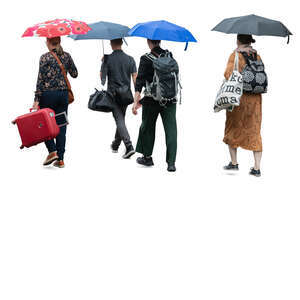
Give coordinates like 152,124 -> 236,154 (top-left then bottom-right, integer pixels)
69,21 -> 130,40
22,19 -> 91,38
212,14 -> 292,42
128,20 -> 197,50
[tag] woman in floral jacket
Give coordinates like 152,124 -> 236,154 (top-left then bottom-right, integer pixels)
33,37 -> 78,168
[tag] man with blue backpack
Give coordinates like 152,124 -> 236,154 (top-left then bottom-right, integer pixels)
132,39 -> 181,172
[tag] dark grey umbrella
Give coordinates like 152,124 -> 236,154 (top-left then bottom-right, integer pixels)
212,14 -> 292,43
69,21 -> 130,55
69,21 -> 130,40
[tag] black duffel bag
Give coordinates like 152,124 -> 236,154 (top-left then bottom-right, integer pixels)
115,85 -> 134,106
88,89 -> 116,112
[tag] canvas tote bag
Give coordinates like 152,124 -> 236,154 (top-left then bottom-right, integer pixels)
214,52 -> 243,112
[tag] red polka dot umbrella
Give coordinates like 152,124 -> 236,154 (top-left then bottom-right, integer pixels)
22,19 -> 91,38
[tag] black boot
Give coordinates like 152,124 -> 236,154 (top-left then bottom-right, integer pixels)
167,164 -> 176,172
122,145 -> 135,159
136,156 -> 154,167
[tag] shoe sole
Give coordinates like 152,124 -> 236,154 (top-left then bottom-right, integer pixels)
54,164 -> 65,168
123,150 -> 135,159
43,157 -> 59,166
136,161 -> 154,167
249,173 -> 261,177
223,166 -> 239,171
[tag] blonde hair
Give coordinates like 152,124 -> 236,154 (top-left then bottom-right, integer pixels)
47,37 -> 64,55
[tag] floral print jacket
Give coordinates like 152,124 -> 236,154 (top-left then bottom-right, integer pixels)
35,50 -> 78,101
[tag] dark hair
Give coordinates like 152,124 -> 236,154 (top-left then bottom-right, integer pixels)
47,37 -> 63,55
110,38 -> 123,47
147,39 -> 161,46
237,34 -> 256,45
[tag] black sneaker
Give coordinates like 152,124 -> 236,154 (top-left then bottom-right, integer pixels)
167,164 -> 176,172
249,168 -> 261,177
136,156 -> 154,167
224,162 -> 239,170
122,146 -> 135,159
110,143 -> 119,153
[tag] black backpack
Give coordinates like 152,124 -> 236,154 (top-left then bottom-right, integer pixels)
145,50 -> 181,104
241,52 -> 268,94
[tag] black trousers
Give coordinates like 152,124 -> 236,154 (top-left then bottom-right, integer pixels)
111,104 -> 132,148
39,90 -> 68,160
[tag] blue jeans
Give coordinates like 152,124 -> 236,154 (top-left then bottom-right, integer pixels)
39,90 -> 68,160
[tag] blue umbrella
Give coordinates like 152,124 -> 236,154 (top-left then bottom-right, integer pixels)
128,20 -> 197,50
69,21 -> 130,40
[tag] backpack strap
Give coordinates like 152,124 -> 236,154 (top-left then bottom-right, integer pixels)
145,50 -> 172,61
240,52 -> 252,67
163,50 -> 172,56
241,51 -> 258,66
145,53 -> 157,62
157,50 -> 173,58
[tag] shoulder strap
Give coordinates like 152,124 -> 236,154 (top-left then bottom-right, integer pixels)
240,51 -> 258,66
163,50 -> 172,56
233,51 -> 239,71
50,51 -> 72,91
145,53 -> 157,62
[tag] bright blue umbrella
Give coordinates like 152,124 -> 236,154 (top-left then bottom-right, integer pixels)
69,21 -> 130,40
128,20 -> 197,50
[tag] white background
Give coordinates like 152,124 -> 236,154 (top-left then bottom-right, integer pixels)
0,0 -> 299,299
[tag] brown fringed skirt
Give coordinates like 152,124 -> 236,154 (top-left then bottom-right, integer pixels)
223,94 -> 262,152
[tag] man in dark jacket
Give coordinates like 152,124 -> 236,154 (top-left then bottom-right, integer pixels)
132,39 -> 178,172
101,38 -> 137,158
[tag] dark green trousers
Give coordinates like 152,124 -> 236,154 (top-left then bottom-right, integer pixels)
136,101 -> 177,164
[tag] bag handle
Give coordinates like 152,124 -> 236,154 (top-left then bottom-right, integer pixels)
233,51 -> 239,71
50,51 -> 72,93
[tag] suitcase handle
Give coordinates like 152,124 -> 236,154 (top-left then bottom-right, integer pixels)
30,106 -> 40,112
55,111 -> 69,127
28,108 -> 69,127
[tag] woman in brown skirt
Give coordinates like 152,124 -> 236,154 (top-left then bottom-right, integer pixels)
223,34 -> 263,177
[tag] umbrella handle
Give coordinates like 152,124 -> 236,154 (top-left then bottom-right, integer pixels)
102,40 -> 105,55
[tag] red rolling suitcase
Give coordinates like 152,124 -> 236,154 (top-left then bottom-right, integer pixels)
12,108 -> 67,149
